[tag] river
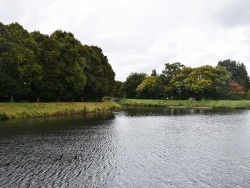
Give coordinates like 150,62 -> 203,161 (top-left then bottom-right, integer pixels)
1,107 -> 250,187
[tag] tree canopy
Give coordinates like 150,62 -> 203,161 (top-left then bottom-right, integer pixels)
0,22 -> 115,102
122,61 -> 250,100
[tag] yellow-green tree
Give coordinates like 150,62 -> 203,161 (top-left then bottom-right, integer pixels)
184,65 -> 231,100
136,76 -> 157,99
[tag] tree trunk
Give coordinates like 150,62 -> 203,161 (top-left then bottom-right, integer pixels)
56,97 -> 59,102
36,96 -> 40,103
10,94 -> 13,102
81,97 -> 83,102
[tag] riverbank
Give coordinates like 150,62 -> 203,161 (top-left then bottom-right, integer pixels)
118,99 -> 250,109
0,101 -> 121,120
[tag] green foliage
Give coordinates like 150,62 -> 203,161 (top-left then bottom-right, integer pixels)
121,72 -> 147,98
81,46 -> 115,101
184,65 -> 231,100
170,66 -> 193,99
162,62 -> 184,81
50,30 -> 87,99
218,59 -> 250,91
0,22 -> 42,101
0,22 -> 115,102
160,62 -> 184,99
111,80 -> 123,98
124,63 -> 235,100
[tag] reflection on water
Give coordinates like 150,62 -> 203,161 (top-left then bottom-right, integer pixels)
1,108 -> 250,187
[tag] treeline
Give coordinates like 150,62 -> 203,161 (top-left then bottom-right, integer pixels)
117,60 -> 250,100
0,22 -> 115,102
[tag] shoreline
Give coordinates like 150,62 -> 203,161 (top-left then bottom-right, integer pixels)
0,101 -> 121,120
2,99 -> 250,120
165,105 -> 212,109
118,99 -> 250,109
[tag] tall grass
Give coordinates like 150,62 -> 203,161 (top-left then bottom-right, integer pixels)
118,99 -> 250,109
0,101 -> 121,120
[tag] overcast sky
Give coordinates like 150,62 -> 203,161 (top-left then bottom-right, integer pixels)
1,0 -> 250,81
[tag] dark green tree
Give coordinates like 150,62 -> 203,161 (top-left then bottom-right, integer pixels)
0,22 -> 42,101
121,72 -> 147,98
218,59 -> 250,91
111,80 -> 123,98
50,30 -> 86,101
81,45 -> 115,101
31,31 -> 64,101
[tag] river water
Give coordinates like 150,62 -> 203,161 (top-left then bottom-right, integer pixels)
1,107 -> 250,188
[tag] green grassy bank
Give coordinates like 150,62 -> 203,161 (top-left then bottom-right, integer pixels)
0,101 -> 121,120
118,98 -> 250,109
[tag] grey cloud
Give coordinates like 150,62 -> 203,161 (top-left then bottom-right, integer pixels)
1,0 -> 250,81
213,0 -> 250,27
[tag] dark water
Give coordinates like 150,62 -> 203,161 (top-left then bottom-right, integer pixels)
1,108 -> 250,188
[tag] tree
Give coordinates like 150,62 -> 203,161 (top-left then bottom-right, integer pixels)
111,81 -> 123,98
81,45 -> 115,101
218,59 -> 250,91
50,30 -> 86,101
1,22 -> 116,102
136,76 -> 157,99
169,66 -> 192,99
121,72 -> 147,98
228,81 -> 245,99
31,31 -> 64,101
161,62 -> 184,82
161,62 -> 184,99
0,22 -> 42,101
184,65 -> 231,100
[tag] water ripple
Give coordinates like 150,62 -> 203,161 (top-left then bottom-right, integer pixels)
1,109 -> 250,187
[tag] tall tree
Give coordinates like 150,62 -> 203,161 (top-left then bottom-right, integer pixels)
170,66 -> 193,99
0,22 -> 42,101
161,62 -> 184,99
121,72 -> 147,98
136,76 -> 157,99
31,31 -> 63,101
184,65 -> 231,100
111,81 -> 123,98
81,45 -> 115,101
218,59 -> 250,91
50,30 -> 86,101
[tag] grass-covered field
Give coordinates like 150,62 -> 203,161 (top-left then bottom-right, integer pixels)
0,101 -> 121,120
118,98 -> 250,109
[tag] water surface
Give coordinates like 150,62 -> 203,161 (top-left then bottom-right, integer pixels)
1,108 -> 250,187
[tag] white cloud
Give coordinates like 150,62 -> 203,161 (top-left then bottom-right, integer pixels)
1,0 -> 250,81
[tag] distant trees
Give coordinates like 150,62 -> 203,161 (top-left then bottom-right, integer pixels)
184,65 -> 231,100
111,81 -> 123,98
121,72 -> 147,98
0,22 -> 115,102
122,61 -> 250,100
218,59 -> 250,91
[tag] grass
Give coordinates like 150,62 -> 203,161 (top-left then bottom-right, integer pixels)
118,98 -> 250,109
0,101 -> 121,120
2,99 -> 250,120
